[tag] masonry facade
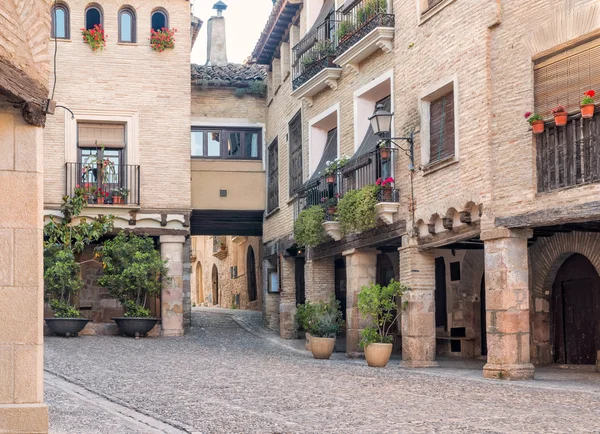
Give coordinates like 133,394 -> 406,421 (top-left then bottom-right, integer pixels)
250,0 -> 600,379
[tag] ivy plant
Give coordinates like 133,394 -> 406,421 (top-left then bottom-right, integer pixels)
337,184 -> 380,235
294,205 -> 326,247
358,279 -> 409,348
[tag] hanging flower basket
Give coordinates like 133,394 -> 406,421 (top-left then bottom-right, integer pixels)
525,112 -> 544,135
150,28 -> 177,52
325,174 -> 336,184
551,105 -> 568,127
581,90 -> 595,119
81,24 -> 106,52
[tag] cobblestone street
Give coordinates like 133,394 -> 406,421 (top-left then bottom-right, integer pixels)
45,309 -> 600,433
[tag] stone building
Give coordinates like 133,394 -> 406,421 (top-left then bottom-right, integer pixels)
251,0 -> 600,379
44,0 -> 202,336
0,0 -> 50,431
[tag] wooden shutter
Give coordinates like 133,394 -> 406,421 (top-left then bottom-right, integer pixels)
288,111 -> 303,195
78,123 -> 125,148
535,39 -> 600,117
267,138 -> 279,213
429,91 -> 455,164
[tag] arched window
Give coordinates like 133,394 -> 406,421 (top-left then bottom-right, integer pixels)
51,3 -> 69,39
151,9 -> 168,31
85,5 -> 102,30
119,7 -> 136,43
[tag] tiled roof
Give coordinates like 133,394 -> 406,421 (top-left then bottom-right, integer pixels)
251,0 -> 302,65
191,63 -> 267,87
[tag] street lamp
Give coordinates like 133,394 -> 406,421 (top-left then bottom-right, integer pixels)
368,103 -> 416,171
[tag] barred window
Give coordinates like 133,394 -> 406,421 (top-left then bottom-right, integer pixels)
288,111 -> 303,196
267,138 -> 279,213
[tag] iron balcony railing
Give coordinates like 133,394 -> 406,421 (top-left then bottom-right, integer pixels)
294,148 -> 399,221
335,0 -> 395,57
65,162 -> 140,205
536,110 -> 600,193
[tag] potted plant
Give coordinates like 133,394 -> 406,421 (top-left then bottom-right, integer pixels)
324,156 -> 349,183
581,90 -> 595,118
358,279 -> 408,367
525,111 -> 544,134
97,232 -> 168,338
321,194 -> 340,216
220,241 -> 227,251
336,20 -> 355,43
111,187 -> 129,205
81,24 -> 106,51
44,189 -> 114,336
296,297 -> 344,359
551,105 -> 568,126
150,27 -> 177,52
376,177 -> 394,201
337,184 -> 379,235
379,142 -> 392,159
96,187 -> 109,204
294,205 -> 326,247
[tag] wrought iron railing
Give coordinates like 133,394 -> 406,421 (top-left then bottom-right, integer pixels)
292,19 -> 340,90
335,0 -> 394,57
212,236 -> 227,254
65,162 -> 140,205
536,111 -> 600,193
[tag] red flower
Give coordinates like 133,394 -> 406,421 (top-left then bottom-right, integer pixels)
585,90 -> 596,97
524,111 -> 532,119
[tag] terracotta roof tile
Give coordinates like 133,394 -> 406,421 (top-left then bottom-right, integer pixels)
191,63 -> 267,87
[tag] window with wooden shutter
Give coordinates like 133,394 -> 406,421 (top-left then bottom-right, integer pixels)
288,111 -> 303,196
267,138 -> 279,213
429,90 -> 455,164
534,39 -> 600,117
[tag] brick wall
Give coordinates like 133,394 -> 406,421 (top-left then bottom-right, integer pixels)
191,87 -> 266,122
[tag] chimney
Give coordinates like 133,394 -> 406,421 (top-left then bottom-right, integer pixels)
206,1 -> 228,66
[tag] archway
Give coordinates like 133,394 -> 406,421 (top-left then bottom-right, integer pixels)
247,246 -> 257,302
196,263 -> 204,305
212,264 -> 219,306
552,253 -> 600,364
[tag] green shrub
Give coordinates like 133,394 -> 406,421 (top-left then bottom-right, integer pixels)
337,184 -> 380,235
357,0 -> 387,25
97,232 -> 168,318
49,299 -> 83,318
336,20 -> 356,40
234,81 -> 267,98
294,205 -> 326,247
296,297 -> 344,338
358,279 -> 408,348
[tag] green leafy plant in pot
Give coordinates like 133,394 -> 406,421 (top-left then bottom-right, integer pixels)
43,189 -> 114,336
296,297 -> 344,359
337,184 -> 380,235
358,279 -> 409,367
97,232 -> 169,338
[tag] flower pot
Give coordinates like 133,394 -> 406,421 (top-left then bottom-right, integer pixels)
531,120 -> 545,134
379,147 -> 391,159
553,112 -> 568,127
325,174 -> 336,184
112,196 -> 124,205
97,197 -> 106,204
364,343 -> 393,367
382,186 -> 393,202
327,205 -> 336,216
310,336 -> 335,359
581,104 -> 595,119
112,317 -> 159,338
45,318 -> 89,337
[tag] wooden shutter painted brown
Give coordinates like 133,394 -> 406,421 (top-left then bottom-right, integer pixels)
267,138 -> 279,213
429,91 -> 455,164
288,111 -> 303,196
535,39 -> 600,117
78,123 -> 125,148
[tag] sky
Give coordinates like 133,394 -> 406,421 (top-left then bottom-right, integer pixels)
191,0 -> 274,65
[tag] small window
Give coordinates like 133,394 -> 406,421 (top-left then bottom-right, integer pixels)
191,128 -> 262,160
85,5 -> 102,30
191,131 -> 204,157
267,138 -> 279,213
119,7 -> 136,43
207,131 -> 221,157
51,4 -> 70,39
151,9 -> 168,31
428,90 -> 455,164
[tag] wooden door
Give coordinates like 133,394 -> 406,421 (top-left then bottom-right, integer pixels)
295,257 -> 305,306
562,279 -> 596,364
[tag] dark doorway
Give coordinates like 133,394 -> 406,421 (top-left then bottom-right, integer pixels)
212,264 -> 219,306
295,257 -> 306,305
552,253 -> 600,364
480,274 -> 487,356
376,253 -> 395,286
247,246 -> 257,302
335,258 -> 347,321
435,257 -> 448,330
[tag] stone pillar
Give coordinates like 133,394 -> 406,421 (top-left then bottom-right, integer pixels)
160,235 -> 186,337
304,257 -> 335,302
262,258 -> 280,331
343,248 -> 378,356
279,256 -> 297,339
0,111 -> 48,432
399,237 -> 438,368
481,228 -> 535,380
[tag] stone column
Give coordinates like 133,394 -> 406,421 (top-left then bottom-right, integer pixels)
481,228 -> 534,380
279,256 -> 297,339
0,111 -> 48,432
304,257 -> 335,302
160,235 -> 186,337
399,237 -> 438,368
343,248 -> 378,356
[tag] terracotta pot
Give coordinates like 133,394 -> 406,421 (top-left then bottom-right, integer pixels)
325,174 -> 336,184
553,112 -> 568,127
581,104 -> 595,119
531,120 -> 545,134
364,343 -> 393,367
112,196 -> 124,205
379,147 -> 391,159
327,205 -> 336,215
97,197 -> 105,204
310,336 -> 335,359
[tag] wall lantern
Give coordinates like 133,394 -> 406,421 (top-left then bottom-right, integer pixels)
369,103 -> 416,171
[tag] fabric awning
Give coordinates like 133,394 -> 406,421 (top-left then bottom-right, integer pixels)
78,123 -> 125,149
295,128 -> 337,194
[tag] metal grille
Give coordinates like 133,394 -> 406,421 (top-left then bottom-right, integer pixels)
65,163 -> 140,205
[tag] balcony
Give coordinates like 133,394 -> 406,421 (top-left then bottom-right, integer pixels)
212,236 -> 228,260
536,111 -> 600,193
334,0 -> 395,74
65,163 -> 140,206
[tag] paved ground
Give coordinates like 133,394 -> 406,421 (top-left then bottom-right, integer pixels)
45,308 -> 600,433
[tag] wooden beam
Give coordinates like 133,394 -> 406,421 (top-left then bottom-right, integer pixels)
0,58 -> 48,127
418,222 -> 481,251
496,201 -> 600,228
